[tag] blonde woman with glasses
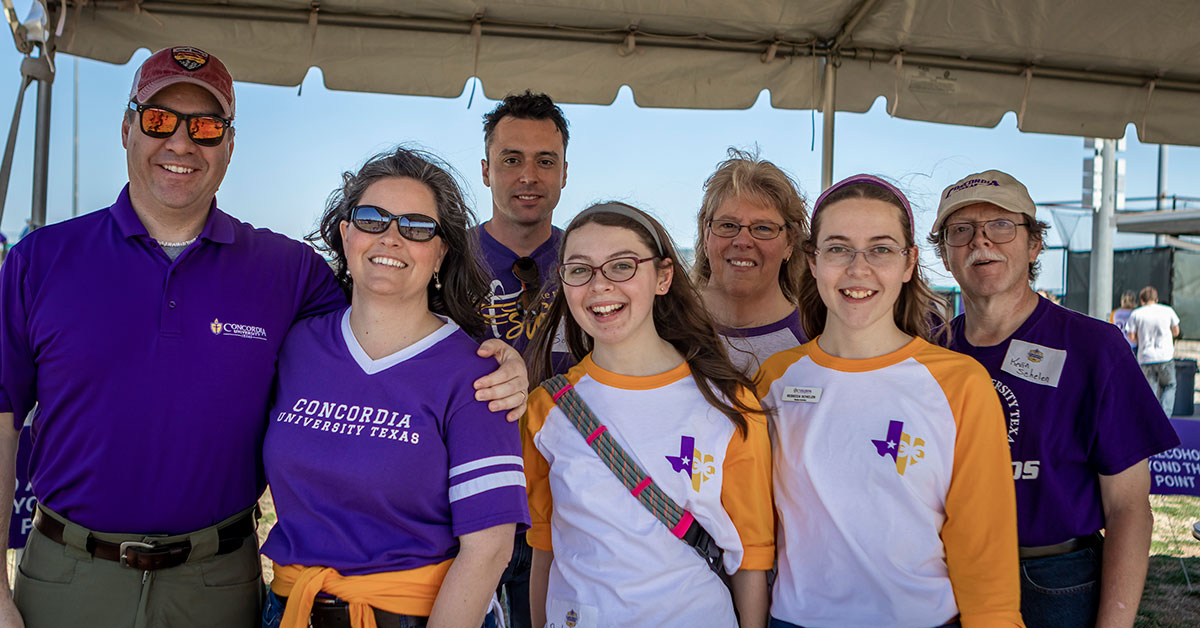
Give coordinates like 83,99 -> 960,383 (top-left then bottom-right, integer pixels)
692,149 -> 810,375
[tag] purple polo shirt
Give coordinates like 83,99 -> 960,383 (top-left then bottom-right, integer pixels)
0,186 -> 344,534
949,296 -> 1179,546
474,225 -> 571,372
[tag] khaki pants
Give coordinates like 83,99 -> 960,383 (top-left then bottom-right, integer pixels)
13,506 -> 262,628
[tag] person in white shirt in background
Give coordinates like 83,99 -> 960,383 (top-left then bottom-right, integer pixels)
1126,285 -> 1181,415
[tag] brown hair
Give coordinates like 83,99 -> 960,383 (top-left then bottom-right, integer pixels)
309,146 -> 490,338
799,181 -> 950,344
528,202 -> 763,436
1140,285 -> 1159,304
691,148 -> 809,303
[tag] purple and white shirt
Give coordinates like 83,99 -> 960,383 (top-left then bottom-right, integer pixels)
0,186 -> 344,534
474,225 -> 571,372
949,296 -> 1180,545
261,308 -> 530,575
718,309 -> 807,376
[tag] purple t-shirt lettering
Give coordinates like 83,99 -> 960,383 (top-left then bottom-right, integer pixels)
474,226 -> 571,373
949,297 -> 1179,545
261,309 -> 530,574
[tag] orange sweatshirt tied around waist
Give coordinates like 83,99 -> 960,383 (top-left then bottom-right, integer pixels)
271,559 -> 453,628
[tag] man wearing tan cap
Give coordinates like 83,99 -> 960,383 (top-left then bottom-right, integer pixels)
928,170 -> 1179,628
0,46 -> 528,627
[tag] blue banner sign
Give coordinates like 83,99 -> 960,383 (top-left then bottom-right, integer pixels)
1150,419 -> 1200,497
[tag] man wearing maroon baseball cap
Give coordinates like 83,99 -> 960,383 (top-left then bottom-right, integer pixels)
0,45 -> 530,627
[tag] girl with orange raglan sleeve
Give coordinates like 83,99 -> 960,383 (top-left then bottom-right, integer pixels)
521,202 -> 774,627
756,175 -> 1022,628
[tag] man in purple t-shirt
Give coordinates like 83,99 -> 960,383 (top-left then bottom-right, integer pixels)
473,91 -> 570,628
0,47 -> 529,628
929,170 -> 1179,628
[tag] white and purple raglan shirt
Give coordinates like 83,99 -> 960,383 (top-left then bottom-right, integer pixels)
949,296 -> 1180,546
718,308 -> 806,375
261,308 -> 530,575
474,226 -> 571,373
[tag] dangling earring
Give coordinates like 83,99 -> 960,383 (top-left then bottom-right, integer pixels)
433,271 -> 442,290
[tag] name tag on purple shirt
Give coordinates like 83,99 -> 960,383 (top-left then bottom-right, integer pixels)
1001,340 -> 1066,387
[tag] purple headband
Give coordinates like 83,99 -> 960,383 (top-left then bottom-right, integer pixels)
812,174 -> 915,239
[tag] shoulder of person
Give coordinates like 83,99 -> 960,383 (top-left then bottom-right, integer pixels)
11,210 -> 109,255
219,212 -> 319,258
438,327 -> 497,376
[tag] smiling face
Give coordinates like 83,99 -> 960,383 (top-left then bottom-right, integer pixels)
941,202 -> 1041,302
481,116 -> 568,229
810,197 -> 916,339
561,222 -> 672,353
338,177 -> 447,308
122,83 -> 233,221
703,195 -> 792,299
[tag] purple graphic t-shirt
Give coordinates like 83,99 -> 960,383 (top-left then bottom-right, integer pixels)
949,296 -> 1179,546
474,225 -> 571,372
261,308 -> 530,575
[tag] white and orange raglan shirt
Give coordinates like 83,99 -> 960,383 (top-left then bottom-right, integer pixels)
523,355 -> 774,627
757,336 -> 1022,628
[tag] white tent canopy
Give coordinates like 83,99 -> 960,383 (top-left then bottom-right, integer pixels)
49,0 -> 1200,145
8,0 -> 1200,315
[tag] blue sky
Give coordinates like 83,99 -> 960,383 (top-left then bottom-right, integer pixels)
2,25 -> 1199,291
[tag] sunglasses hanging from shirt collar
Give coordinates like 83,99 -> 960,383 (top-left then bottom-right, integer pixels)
511,256 -> 541,318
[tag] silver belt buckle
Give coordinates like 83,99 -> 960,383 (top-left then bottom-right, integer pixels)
119,540 -> 156,568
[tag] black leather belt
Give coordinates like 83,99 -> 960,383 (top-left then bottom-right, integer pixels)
33,506 -> 255,571
278,595 -> 428,628
1019,531 -> 1104,560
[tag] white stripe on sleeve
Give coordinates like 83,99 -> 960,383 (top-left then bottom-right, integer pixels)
448,471 -> 527,503
448,455 -> 524,478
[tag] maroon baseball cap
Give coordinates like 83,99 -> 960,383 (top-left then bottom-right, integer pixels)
129,46 -> 234,118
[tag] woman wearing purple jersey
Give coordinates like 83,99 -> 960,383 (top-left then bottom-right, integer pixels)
259,147 -> 530,628
692,148 -> 810,375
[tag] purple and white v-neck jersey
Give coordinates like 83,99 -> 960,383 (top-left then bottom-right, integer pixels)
261,307 -> 530,575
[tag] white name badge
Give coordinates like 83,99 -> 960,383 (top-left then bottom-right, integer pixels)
546,598 -> 598,628
1001,339 -> 1066,388
782,386 -> 822,403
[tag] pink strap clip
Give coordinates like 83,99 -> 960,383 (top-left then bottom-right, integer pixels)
585,425 -> 607,445
670,511 -> 694,539
551,384 -> 574,402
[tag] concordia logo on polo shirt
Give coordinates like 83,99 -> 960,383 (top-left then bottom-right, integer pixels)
871,419 -> 927,476
209,318 -> 268,341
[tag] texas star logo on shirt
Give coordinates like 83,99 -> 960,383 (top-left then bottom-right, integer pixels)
666,435 -> 716,491
870,420 -> 926,476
